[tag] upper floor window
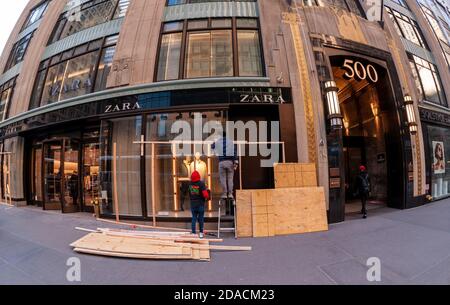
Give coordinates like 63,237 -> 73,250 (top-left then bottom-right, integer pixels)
421,5 -> 448,43
421,5 -> 450,67
390,0 -> 409,9
156,18 -> 264,81
22,1 -> 50,31
409,54 -> 447,107
4,32 -> 34,72
0,78 -> 16,122
386,7 -> 429,49
303,0 -> 364,17
30,35 -> 118,110
167,0 -> 256,5
48,0 -> 130,45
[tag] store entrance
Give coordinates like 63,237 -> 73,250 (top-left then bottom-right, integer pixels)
331,57 -> 391,215
28,127 -> 101,213
43,139 -> 80,213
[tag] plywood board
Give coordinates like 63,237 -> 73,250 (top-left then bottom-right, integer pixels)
270,187 -> 328,235
236,190 -> 253,238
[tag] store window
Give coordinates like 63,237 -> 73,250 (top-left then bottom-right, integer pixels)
156,18 -> 264,81
29,35 -> 118,109
386,7 -> 429,49
409,54 -> 448,107
48,0 -> 129,45
100,116 -> 143,217
3,32 -> 34,72
426,125 -> 450,200
0,78 -> 16,122
22,0 -> 50,31
145,112 -> 224,217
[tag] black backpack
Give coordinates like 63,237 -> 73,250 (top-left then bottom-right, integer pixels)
360,173 -> 370,192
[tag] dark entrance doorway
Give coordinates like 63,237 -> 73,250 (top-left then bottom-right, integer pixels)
42,138 -> 80,213
330,55 -> 404,216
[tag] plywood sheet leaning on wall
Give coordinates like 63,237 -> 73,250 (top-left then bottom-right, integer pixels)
270,187 -> 328,235
274,163 -> 318,188
236,190 -> 253,238
236,186 -> 328,238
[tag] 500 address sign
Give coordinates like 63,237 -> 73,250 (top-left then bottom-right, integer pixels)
342,59 -> 379,83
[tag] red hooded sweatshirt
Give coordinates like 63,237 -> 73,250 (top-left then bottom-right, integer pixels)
189,171 -> 210,207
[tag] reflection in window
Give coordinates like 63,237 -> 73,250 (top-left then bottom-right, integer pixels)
22,0 -> 50,31
4,32 -> 34,72
157,33 -> 182,81
48,0 -> 130,45
30,36 -> 118,109
409,54 -> 447,107
185,31 -> 233,78
0,78 -> 15,122
238,30 -> 263,77
156,18 -> 264,81
100,116 -> 143,217
386,7 -> 428,49
420,5 -> 450,67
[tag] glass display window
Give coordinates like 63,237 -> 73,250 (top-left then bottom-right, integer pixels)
427,125 -> 450,199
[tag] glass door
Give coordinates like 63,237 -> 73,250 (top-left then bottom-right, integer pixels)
43,141 -> 63,210
62,139 -> 80,213
82,142 -> 100,212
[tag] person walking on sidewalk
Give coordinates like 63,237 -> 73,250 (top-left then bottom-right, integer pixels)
212,135 -> 239,199
354,165 -> 371,219
189,170 -> 210,238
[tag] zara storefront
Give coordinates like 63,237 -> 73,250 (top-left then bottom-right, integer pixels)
4,85 -> 295,222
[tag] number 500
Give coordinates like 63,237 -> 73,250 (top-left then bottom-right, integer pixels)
342,59 -> 378,83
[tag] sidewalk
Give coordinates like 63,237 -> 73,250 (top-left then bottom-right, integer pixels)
1,198 -> 450,284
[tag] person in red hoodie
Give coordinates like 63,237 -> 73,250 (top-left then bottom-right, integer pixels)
189,170 -> 210,238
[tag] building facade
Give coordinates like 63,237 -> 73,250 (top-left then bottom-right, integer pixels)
0,0 -> 449,224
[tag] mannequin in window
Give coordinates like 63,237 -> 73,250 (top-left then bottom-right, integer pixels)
189,152 -> 207,182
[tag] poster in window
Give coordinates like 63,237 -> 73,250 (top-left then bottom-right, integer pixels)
432,141 -> 445,174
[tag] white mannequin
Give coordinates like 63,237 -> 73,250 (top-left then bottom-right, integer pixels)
189,152 -> 207,181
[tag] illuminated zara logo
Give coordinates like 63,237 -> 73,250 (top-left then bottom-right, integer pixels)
239,93 -> 286,104
104,102 -> 142,113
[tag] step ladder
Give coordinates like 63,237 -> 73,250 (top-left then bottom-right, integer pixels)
217,198 -> 237,239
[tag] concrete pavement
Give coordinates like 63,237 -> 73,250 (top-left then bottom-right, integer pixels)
1,198 -> 450,285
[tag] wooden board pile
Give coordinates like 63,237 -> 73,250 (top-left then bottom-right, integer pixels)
71,228 -> 251,262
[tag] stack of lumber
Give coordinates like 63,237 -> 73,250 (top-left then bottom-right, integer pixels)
71,228 -> 251,262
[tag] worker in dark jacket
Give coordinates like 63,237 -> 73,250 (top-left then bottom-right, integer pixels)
189,170 -> 210,238
354,165 -> 371,219
212,135 -> 238,199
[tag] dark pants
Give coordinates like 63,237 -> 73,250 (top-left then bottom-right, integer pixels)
360,191 -> 368,215
191,205 -> 205,234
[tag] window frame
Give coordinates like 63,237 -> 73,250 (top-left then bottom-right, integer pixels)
166,0 -> 256,6
47,0 -> 128,45
386,6 -> 429,50
4,32 -> 35,72
154,17 -> 265,81
30,35 -> 119,110
21,0 -> 50,32
0,78 -> 16,122
408,53 -> 448,107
